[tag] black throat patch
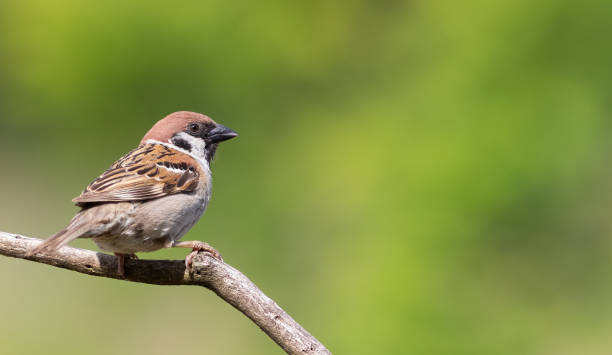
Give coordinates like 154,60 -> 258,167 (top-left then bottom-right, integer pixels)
205,143 -> 218,164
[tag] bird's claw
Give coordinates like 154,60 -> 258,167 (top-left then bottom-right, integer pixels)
185,242 -> 223,271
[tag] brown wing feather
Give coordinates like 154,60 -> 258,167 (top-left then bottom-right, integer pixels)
73,143 -> 200,206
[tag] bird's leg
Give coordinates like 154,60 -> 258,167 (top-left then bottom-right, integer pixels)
114,253 -> 138,277
171,241 -> 223,271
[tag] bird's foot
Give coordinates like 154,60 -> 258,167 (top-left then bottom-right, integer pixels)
172,241 -> 223,271
114,253 -> 138,278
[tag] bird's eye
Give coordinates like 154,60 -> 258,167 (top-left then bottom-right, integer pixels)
188,123 -> 200,134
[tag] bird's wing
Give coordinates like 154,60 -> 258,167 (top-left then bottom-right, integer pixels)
72,143 -> 201,206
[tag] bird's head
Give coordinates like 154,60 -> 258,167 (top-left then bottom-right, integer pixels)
141,111 -> 238,163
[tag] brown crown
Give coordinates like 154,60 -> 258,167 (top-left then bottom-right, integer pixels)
140,111 -> 216,144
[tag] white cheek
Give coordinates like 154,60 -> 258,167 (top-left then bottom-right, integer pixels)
173,132 -> 207,158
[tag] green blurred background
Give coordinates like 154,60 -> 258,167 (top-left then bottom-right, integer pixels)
1,0 -> 611,354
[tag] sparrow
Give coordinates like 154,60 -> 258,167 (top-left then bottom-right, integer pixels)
27,111 -> 238,276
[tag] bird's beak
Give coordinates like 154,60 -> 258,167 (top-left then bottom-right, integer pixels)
208,124 -> 238,143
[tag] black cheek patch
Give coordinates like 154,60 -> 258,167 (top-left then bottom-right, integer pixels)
172,137 -> 192,151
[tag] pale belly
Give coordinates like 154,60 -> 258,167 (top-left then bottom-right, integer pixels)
90,190 -> 210,254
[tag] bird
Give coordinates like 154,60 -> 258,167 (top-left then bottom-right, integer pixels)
27,111 -> 238,276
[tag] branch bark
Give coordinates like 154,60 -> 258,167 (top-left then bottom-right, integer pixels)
0,231 -> 331,355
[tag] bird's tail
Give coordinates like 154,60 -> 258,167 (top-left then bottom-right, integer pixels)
26,214 -> 89,256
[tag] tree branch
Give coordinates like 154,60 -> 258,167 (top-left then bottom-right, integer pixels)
0,231 -> 331,355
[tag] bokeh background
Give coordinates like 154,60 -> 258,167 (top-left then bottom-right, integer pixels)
1,1 -> 611,354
